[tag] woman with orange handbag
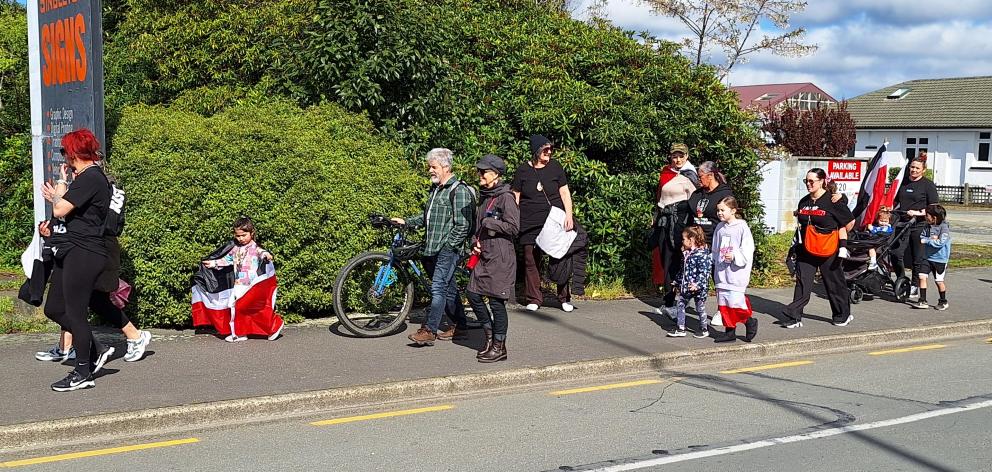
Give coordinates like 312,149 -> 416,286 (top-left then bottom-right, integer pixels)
781,168 -> 856,329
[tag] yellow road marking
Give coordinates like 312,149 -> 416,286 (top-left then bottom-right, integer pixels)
869,344 -> 946,356
310,405 -> 454,426
550,379 -> 663,396
1,438 -> 199,468
720,360 -> 814,374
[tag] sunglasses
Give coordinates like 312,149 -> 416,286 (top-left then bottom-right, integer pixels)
803,179 -> 821,185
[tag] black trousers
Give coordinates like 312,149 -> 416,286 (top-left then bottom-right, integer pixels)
44,248 -> 107,376
783,249 -> 850,323
891,221 -> 926,281
466,291 -> 508,341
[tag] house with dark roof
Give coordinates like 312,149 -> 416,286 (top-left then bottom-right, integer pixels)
730,83 -> 837,111
847,76 -> 992,187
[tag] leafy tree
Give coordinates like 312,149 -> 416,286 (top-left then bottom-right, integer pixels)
0,0 -> 29,137
762,102 -> 856,157
640,0 -> 816,78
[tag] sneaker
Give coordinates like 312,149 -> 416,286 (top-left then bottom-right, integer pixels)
693,330 -> 709,339
868,261 -> 878,270
783,321 -> 803,329
911,300 -> 929,309
124,331 -> 152,362
407,327 -> 436,346
666,328 -> 687,337
35,346 -> 75,362
525,304 -> 539,312
224,334 -> 248,343
267,321 -> 284,341
51,370 -> 95,392
833,315 -> 854,327
837,247 -> 850,259
654,306 -> 676,319
92,346 -> 115,375
936,301 -> 948,311
561,302 -> 574,312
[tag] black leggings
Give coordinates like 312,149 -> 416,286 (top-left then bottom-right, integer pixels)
89,290 -> 132,329
783,249 -> 850,323
891,222 -> 926,281
44,248 -> 107,376
466,291 -> 508,341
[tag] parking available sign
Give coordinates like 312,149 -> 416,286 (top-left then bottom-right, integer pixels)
828,160 -> 864,207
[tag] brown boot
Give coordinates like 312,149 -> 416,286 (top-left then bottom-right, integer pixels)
478,340 -> 506,363
407,327 -> 436,346
437,325 -> 468,341
477,328 -> 493,358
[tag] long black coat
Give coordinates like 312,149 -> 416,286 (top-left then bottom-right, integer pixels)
467,186 -> 519,300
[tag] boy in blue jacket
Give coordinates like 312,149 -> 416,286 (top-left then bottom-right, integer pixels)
914,205 -> 950,310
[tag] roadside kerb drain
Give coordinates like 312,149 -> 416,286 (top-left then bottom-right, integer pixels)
2,318 -> 990,452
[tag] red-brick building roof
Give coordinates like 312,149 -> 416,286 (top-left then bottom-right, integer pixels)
730,83 -> 837,110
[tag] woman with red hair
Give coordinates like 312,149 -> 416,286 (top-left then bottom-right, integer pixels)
40,128 -> 114,392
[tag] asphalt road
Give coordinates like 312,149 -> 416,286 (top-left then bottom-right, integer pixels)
4,337 -> 991,471
943,208 -> 992,244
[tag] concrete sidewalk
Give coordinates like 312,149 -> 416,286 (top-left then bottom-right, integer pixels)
2,267 -> 991,433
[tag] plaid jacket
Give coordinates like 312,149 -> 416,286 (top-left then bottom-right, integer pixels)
405,176 -> 474,256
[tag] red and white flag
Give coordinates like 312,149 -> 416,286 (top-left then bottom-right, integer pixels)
852,143 -> 903,229
192,262 -> 282,338
717,290 -> 752,328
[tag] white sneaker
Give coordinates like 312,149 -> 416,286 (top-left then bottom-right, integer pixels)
268,321 -> 285,341
868,261 -> 878,270
838,247 -> 850,259
833,315 -> 854,327
783,321 -> 803,329
561,302 -> 574,313
92,346 -> 115,374
124,330 -> 152,362
36,346 -> 75,362
525,304 -> 539,311
224,334 -> 248,343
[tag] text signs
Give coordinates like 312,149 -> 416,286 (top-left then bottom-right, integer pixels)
27,0 -> 105,222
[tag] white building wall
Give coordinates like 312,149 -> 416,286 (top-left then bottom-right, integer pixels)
854,129 -> 992,186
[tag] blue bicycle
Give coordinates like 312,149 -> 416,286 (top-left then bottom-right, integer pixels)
332,215 -> 432,337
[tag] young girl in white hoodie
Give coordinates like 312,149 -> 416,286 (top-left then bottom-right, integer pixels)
712,197 -> 757,343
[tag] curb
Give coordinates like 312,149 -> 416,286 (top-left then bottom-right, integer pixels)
3,318 -> 991,452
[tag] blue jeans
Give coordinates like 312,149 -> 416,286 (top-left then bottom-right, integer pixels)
422,248 -> 466,333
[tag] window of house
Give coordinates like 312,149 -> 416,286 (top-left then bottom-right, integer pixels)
906,137 -> 929,161
979,132 -> 991,162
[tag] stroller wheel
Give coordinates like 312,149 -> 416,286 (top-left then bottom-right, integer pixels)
893,277 -> 911,302
850,285 -> 864,304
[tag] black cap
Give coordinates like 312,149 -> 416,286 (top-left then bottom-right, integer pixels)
476,154 -> 506,175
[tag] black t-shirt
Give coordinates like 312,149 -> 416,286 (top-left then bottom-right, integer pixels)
686,184 -> 734,244
61,166 -> 110,256
896,177 -> 938,221
796,192 -> 854,232
511,160 -> 568,243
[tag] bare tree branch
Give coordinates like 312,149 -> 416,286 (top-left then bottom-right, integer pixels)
640,0 -> 816,77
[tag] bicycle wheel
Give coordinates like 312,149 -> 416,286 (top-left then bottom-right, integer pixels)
333,252 -> 415,337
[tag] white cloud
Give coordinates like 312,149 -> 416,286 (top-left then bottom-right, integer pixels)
584,0 -> 992,99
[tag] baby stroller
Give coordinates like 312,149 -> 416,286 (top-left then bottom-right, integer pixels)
843,215 -> 916,304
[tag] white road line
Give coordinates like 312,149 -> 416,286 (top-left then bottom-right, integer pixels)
589,398 -> 992,471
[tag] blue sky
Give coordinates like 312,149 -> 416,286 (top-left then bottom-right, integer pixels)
576,0 -> 992,100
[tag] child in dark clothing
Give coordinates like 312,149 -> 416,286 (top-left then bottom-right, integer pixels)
667,226 -> 713,338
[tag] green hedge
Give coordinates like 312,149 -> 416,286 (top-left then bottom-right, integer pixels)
0,134 -> 32,266
110,98 -> 424,327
